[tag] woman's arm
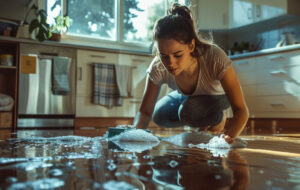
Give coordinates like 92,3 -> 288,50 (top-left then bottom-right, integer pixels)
134,76 -> 161,129
221,65 -> 249,139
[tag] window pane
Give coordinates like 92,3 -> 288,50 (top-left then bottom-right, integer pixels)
123,0 -> 166,45
67,0 -> 116,40
123,0 -> 189,45
47,0 -> 63,26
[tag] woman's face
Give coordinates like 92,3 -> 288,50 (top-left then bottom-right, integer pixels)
157,38 -> 195,76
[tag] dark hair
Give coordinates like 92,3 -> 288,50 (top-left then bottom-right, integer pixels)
153,3 -> 213,57
153,3 -> 218,91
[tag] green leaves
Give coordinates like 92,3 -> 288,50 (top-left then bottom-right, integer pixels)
51,15 -> 70,34
28,5 -> 51,42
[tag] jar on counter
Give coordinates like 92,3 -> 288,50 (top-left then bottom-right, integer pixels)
0,54 -> 13,66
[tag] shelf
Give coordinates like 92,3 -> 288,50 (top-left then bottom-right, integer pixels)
0,65 -> 16,69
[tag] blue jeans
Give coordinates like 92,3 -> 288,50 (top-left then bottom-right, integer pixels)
152,90 -> 230,129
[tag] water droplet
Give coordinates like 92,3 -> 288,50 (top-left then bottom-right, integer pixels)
215,175 -> 222,179
6,177 -> 18,183
143,155 -> 151,159
259,170 -> 264,174
107,163 -> 117,171
169,160 -> 178,168
146,170 -> 152,175
148,161 -> 155,165
266,180 -> 273,186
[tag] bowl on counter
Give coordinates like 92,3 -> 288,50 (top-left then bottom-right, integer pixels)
0,19 -> 19,37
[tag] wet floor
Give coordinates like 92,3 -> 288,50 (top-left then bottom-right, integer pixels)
0,127 -> 300,190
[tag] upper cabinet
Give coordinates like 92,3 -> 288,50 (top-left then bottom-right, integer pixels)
195,0 -> 230,30
230,0 -> 287,28
196,0 -> 300,30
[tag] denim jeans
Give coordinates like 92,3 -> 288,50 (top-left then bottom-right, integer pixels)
152,90 -> 230,129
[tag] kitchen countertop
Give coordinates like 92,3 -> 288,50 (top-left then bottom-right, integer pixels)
0,36 -> 153,56
229,43 -> 300,60
1,36 -> 300,59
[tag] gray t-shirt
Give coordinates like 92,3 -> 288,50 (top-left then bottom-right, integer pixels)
146,45 -> 231,96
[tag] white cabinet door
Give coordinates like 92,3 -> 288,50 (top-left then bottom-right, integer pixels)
77,50 -> 118,96
196,0 -> 230,30
254,0 -> 287,22
76,50 -> 153,117
230,0 -> 254,28
232,49 -> 300,118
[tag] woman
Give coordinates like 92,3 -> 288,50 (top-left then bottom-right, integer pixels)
133,3 -> 249,143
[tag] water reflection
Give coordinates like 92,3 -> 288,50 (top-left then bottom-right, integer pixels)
0,129 -> 299,189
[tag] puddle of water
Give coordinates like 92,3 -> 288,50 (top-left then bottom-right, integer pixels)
0,129 -> 299,190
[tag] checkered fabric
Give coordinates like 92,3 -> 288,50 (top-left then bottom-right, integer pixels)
93,63 -> 122,107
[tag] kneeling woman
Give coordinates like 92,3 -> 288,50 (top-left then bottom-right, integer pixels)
133,3 -> 249,143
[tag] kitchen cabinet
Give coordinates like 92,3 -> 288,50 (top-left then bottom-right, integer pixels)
232,49 -> 300,118
231,0 -> 287,28
0,40 -> 19,130
76,49 -> 154,118
195,0 -> 230,30
196,0 -> 299,30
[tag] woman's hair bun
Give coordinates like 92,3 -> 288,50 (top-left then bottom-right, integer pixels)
168,3 -> 191,19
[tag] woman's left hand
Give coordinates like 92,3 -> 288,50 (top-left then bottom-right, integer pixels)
220,134 -> 234,144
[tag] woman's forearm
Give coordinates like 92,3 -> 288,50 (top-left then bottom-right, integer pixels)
225,108 -> 249,138
134,111 -> 152,129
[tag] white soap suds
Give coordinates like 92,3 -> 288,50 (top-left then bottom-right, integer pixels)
163,132 -> 247,157
0,136 -> 103,164
110,129 -> 159,142
109,129 -> 160,152
113,141 -> 159,153
7,178 -> 64,190
103,180 -> 138,190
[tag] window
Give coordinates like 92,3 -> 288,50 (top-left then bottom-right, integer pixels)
46,0 -> 189,48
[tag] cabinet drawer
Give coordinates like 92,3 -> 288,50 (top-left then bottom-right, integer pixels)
235,71 -> 256,85
75,96 -> 136,117
77,50 -> 118,64
232,57 -> 256,72
246,95 -> 300,112
256,50 -> 300,70
77,50 -> 119,96
255,64 -> 300,84
240,85 -> 256,97
255,81 -> 300,96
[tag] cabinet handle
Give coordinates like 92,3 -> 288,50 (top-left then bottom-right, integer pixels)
269,71 -> 286,76
78,67 -> 83,80
222,13 -> 227,26
79,126 -> 96,130
268,55 -> 284,61
90,55 -> 106,58
255,4 -> 261,18
247,8 -> 252,19
132,58 -> 146,63
270,103 -> 284,107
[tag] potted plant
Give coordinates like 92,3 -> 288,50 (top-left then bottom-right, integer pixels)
49,15 -> 70,41
16,4 -> 51,42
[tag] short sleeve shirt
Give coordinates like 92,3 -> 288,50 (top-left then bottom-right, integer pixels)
146,45 -> 232,95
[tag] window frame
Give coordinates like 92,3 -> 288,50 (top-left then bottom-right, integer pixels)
43,0 -> 188,52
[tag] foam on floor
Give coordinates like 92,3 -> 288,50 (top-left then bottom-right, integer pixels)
103,180 -> 138,190
113,141 -> 160,153
109,129 -> 160,152
109,129 -> 159,142
163,132 -> 247,149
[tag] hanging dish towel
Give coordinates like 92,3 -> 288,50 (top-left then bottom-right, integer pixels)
52,57 -> 71,95
93,63 -> 122,107
115,65 -> 134,97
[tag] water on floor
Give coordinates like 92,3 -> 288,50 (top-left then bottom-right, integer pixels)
0,126 -> 299,190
